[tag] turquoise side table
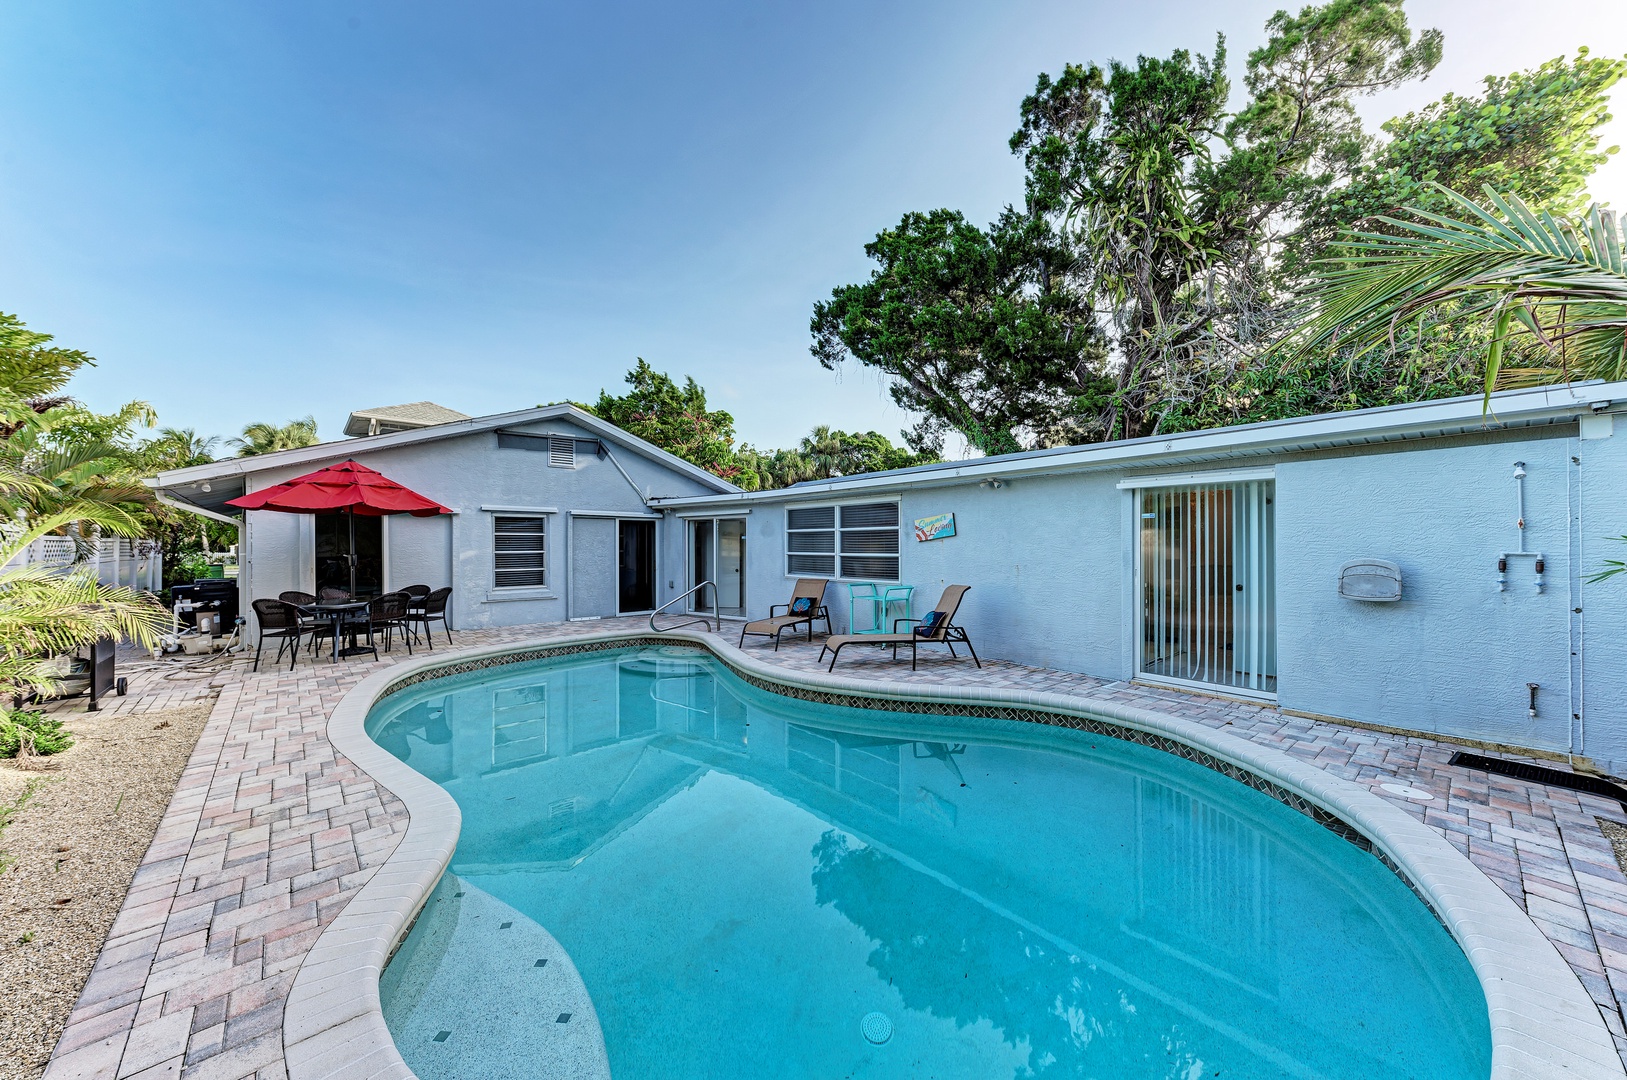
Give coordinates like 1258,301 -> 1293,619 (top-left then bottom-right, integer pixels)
846,583 -> 915,634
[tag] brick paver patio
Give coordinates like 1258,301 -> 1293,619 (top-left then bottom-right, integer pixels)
38,619 -> 1627,1078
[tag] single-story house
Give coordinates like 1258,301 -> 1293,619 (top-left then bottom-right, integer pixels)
645,381 -> 1627,770
151,381 -> 1627,770
149,403 -> 740,630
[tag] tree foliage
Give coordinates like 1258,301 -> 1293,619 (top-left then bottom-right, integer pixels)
811,209 -> 1107,455
1282,185 -> 1627,389
1289,49 -> 1625,271
585,359 -> 744,478
585,362 -> 937,490
231,416 -> 319,456
813,3 -> 1623,449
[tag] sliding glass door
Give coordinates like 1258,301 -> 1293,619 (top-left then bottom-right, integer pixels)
687,518 -> 746,618
1138,480 -> 1276,695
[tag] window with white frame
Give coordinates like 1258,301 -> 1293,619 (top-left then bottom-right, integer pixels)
493,516 -> 547,588
785,501 -> 900,580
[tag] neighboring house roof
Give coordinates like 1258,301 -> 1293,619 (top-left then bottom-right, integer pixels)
343,401 -> 471,438
149,403 -> 741,520
649,380 -> 1627,509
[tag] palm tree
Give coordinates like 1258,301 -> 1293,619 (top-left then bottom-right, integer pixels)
0,467 -> 168,696
231,416 -> 319,456
143,427 -> 220,471
1284,186 -> 1627,392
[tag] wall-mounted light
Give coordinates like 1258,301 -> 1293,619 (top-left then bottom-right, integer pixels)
979,479 -> 1006,490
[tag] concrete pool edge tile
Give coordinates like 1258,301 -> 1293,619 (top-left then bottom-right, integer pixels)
286,628 -> 1625,1080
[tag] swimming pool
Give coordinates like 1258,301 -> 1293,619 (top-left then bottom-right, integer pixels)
367,646 -> 1490,1080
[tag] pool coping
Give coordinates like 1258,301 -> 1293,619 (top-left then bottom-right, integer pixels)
285,628 -> 1626,1080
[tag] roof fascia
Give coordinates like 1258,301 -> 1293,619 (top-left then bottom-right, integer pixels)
149,403 -> 740,495
649,380 -> 1623,509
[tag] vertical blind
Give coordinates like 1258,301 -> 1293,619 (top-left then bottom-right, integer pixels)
1138,481 -> 1276,694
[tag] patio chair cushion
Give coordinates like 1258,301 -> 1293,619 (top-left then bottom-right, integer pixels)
790,597 -> 816,615
914,610 -> 945,637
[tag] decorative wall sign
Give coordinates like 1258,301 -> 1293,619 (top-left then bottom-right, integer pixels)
913,513 -> 956,542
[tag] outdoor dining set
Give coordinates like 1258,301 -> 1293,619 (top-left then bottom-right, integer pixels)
250,586 -> 453,672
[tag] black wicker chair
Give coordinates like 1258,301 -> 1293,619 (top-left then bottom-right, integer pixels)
251,599 -> 305,673
368,592 -> 413,655
408,587 -> 453,649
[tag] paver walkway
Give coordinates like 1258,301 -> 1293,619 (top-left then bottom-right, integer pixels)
40,620 -> 1627,1078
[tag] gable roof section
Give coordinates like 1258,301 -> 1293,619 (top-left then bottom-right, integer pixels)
343,401 -> 471,437
649,380 -> 1627,508
150,404 -> 740,517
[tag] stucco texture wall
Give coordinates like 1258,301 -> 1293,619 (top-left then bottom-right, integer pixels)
238,417 -> 717,638
1275,436 -> 1574,752
736,473 -> 1130,677
734,422 -> 1626,768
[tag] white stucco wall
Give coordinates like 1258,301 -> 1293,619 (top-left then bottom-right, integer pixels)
236,417 -> 721,638
730,423 -> 1627,770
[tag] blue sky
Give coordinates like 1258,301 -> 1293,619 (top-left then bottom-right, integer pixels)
1,0 -> 1624,453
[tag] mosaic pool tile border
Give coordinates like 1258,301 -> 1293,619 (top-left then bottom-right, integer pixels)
373,635 -> 1431,917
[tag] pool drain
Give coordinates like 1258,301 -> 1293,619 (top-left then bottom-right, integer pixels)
860,1012 -> 893,1045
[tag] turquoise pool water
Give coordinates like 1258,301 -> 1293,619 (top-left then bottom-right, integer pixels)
371,648 -> 1490,1080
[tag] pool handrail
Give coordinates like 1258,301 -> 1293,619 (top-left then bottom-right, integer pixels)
649,580 -> 720,634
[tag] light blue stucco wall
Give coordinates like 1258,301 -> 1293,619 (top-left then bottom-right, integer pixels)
238,417 -> 720,637
726,472 -> 1133,676
725,422 -> 1627,770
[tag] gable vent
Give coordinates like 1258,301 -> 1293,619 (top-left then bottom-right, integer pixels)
548,437 -> 575,469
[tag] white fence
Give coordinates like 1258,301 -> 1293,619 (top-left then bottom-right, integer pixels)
3,535 -> 164,593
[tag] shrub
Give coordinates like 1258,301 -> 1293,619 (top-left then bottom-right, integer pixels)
0,710 -> 75,757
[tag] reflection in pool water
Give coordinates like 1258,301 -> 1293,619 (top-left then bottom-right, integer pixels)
371,649 -> 1490,1080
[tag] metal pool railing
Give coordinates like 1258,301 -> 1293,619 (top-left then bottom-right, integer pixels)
649,580 -> 720,634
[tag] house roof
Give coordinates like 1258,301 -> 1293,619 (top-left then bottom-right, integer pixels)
649,380 -> 1627,509
343,401 -> 471,437
149,403 -> 741,520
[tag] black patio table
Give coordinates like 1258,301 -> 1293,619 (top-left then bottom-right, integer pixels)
300,601 -> 373,662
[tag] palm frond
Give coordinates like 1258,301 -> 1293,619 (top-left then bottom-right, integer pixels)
1280,185 -> 1627,390
0,564 -> 168,693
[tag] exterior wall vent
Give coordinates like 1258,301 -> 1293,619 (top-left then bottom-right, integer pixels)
548,437 -> 576,469
1338,559 -> 1402,602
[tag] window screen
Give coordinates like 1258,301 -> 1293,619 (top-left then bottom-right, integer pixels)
785,502 -> 899,579
494,516 -> 547,588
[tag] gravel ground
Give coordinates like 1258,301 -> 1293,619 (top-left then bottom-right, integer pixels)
1602,817 -> 1627,877
0,698 -> 216,1080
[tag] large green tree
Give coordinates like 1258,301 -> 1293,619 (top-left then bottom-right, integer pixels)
585,359 -> 746,479
811,208 -> 1107,455
815,0 -> 1442,449
1160,49 -> 1626,432
585,362 -> 938,490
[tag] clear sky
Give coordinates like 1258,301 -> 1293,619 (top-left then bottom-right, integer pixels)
1,0 -> 1624,453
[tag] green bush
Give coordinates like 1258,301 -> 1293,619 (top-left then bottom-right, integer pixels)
0,710 -> 75,757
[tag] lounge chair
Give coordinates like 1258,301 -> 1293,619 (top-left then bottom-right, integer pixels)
739,578 -> 831,649
818,585 -> 980,672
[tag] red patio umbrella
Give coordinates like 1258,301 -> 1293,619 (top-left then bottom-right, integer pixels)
226,460 -> 452,596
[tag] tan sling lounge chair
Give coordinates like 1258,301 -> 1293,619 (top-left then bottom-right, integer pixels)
739,578 -> 832,649
818,584 -> 980,672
